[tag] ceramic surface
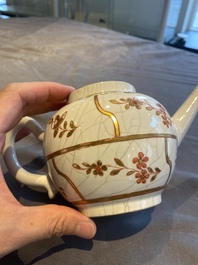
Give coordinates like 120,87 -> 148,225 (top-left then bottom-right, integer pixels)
44,81 -> 177,216
3,81 -> 198,217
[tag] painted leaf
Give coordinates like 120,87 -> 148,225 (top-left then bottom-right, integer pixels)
146,106 -> 153,111
48,118 -> 53,125
147,167 -> 154,173
151,175 -> 157,182
86,168 -> 92,175
62,111 -> 67,119
55,115 -> 60,121
72,163 -> 81,170
82,162 -> 91,167
155,167 -> 161,173
70,120 -> 75,129
59,131 -> 66,138
126,171 -> 135,176
136,105 -> 141,109
54,128 -> 59,138
109,100 -> 120,104
110,169 -> 121,176
114,158 -> 125,167
67,129 -> 75,137
63,121 -> 67,129
59,116 -> 65,124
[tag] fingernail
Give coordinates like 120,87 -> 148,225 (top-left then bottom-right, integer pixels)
75,221 -> 96,239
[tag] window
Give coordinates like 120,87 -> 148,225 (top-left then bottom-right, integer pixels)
166,0 -> 198,35
167,0 -> 182,28
189,0 -> 198,30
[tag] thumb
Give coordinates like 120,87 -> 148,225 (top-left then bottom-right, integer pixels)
23,204 -> 97,240
0,203 -> 96,257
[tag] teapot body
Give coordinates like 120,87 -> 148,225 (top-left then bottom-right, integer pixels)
44,81 -> 178,217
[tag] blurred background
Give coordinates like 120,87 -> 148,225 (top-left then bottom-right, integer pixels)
0,0 -> 198,52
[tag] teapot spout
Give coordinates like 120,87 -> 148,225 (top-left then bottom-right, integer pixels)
172,85 -> 198,146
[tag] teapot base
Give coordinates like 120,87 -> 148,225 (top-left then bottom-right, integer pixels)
76,191 -> 162,217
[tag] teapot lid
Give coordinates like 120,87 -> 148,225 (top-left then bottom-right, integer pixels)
68,81 -> 136,103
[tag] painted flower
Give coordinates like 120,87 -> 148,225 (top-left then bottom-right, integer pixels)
135,170 -> 150,184
92,160 -> 108,176
126,97 -> 144,109
161,114 -> 172,128
49,112 -> 67,129
133,152 -> 149,169
156,103 -> 172,128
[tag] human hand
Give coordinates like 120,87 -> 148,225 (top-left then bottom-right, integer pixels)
0,82 -> 96,258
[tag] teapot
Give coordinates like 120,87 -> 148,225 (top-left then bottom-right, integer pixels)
3,81 -> 198,217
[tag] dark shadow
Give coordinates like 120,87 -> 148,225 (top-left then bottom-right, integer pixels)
0,251 -> 24,265
4,156 -> 77,209
4,156 -> 46,202
93,207 -> 154,241
23,156 -> 46,173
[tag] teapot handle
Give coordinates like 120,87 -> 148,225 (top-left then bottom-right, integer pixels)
3,116 -> 57,198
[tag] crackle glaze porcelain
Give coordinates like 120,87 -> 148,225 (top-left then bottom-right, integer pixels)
3,81 -> 198,217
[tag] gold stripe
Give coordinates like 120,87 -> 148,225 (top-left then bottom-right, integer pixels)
164,138 -> 173,184
94,95 -> 120,137
45,133 -> 177,161
52,158 -> 85,201
73,185 -> 166,205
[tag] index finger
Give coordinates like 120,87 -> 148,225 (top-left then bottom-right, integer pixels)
0,82 -> 75,132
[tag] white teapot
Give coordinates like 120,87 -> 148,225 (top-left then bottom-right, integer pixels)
3,81 -> 198,217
